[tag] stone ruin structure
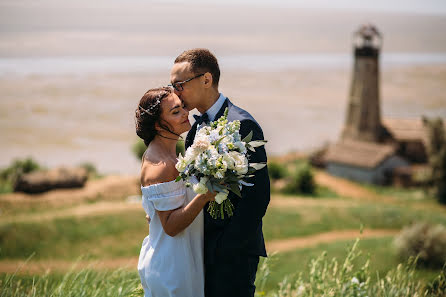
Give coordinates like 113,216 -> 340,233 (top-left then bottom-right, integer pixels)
14,166 -> 88,194
319,24 -> 444,186
342,24 -> 388,143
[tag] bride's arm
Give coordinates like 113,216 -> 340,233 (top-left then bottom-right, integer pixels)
157,191 -> 215,237
142,159 -> 215,237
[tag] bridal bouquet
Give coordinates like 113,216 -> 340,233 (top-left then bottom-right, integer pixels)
175,108 -> 266,219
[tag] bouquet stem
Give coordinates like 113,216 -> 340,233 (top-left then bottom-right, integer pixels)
207,199 -> 234,219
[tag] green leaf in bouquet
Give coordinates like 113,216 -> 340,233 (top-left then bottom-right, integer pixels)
246,145 -> 256,152
206,180 -> 214,192
212,183 -> 227,192
214,135 -> 227,147
250,163 -> 267,170
224,175 -> 241,183
229,183 -> 242,198
242,131 -> 253,143
175,176 -> 182,182
248,140 -> 267,148
247,167 -> 257,175
239,180 -> 254,187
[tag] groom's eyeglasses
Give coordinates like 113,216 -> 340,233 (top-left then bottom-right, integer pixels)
168,73 -> 205,92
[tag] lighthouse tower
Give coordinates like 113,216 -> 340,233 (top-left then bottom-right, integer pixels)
342,24 -> 388,143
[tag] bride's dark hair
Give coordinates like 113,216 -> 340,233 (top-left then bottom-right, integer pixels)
135,87 -> 179,146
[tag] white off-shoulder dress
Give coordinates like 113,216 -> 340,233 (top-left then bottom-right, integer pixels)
138,180 -> 204,297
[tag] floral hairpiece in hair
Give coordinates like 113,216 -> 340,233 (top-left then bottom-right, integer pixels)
138,96 -> 162,116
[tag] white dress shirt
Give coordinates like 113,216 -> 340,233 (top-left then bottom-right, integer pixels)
201,93 -> 227,122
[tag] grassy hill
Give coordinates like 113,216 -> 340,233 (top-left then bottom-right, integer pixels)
1,160 -> 445,296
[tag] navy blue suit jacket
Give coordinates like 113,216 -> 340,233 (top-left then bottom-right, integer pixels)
185,99 -> 270,265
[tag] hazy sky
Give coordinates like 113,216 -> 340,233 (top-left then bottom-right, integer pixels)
164,0 -> 446,14
1,0 -> 446,15
1,0 -> 445,56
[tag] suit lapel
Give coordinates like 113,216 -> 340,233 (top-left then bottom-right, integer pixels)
213,98 -> 229,122
185,122 -> 198,149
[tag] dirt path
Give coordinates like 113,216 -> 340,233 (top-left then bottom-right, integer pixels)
0,195 -> 358,225
314,170 -> 386,202
0,171 -> 370,213
3,191 -> 441,225
314,171 -> 446,213
0,229 -> 398,274
270,195 -> 359,209
0,201 -> 143,225
1,172 -> 442,219
266,229 -> 399,253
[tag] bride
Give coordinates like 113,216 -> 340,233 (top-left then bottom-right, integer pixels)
135,86 -> 215,297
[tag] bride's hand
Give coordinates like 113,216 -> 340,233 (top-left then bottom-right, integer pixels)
146,214 -> 151,224
202,191 -> 216,202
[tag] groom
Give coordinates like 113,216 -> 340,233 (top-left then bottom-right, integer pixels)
170,48 -> 270,297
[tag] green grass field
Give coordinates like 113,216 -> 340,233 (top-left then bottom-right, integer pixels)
1,170 -> 446,296
2,202 -> 446,260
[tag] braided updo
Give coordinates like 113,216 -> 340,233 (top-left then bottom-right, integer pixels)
135,87 -> 173,146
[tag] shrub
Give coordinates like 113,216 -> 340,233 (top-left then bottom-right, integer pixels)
132,139 -> 147,160
0,157 -> 41,193
79,162 -> 101,179
394,222 -> 446,269
176,140 -> 185,157
0,157 -> 41,182
423,116 -> 446,204
283,163 -> 316,195
268,161 -> 288,180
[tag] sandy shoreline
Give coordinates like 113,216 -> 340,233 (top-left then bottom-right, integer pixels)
1,64 -> 445,174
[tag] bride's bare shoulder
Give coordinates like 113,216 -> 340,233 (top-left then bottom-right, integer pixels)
140,147 -> 178,187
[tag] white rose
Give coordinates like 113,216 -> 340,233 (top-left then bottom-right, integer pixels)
223,153 -> 235,170
229,151 -> 248,175
193,181 -> 208,194
215,190 -> 229,204
185,147 -> 198,161
175,154 -> 188,172
213,171 -> 224,179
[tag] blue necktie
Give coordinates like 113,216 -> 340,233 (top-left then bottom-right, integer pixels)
193,113 -> 209,125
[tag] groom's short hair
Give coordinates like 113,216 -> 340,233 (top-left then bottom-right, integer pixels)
175,48 -> 220,88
